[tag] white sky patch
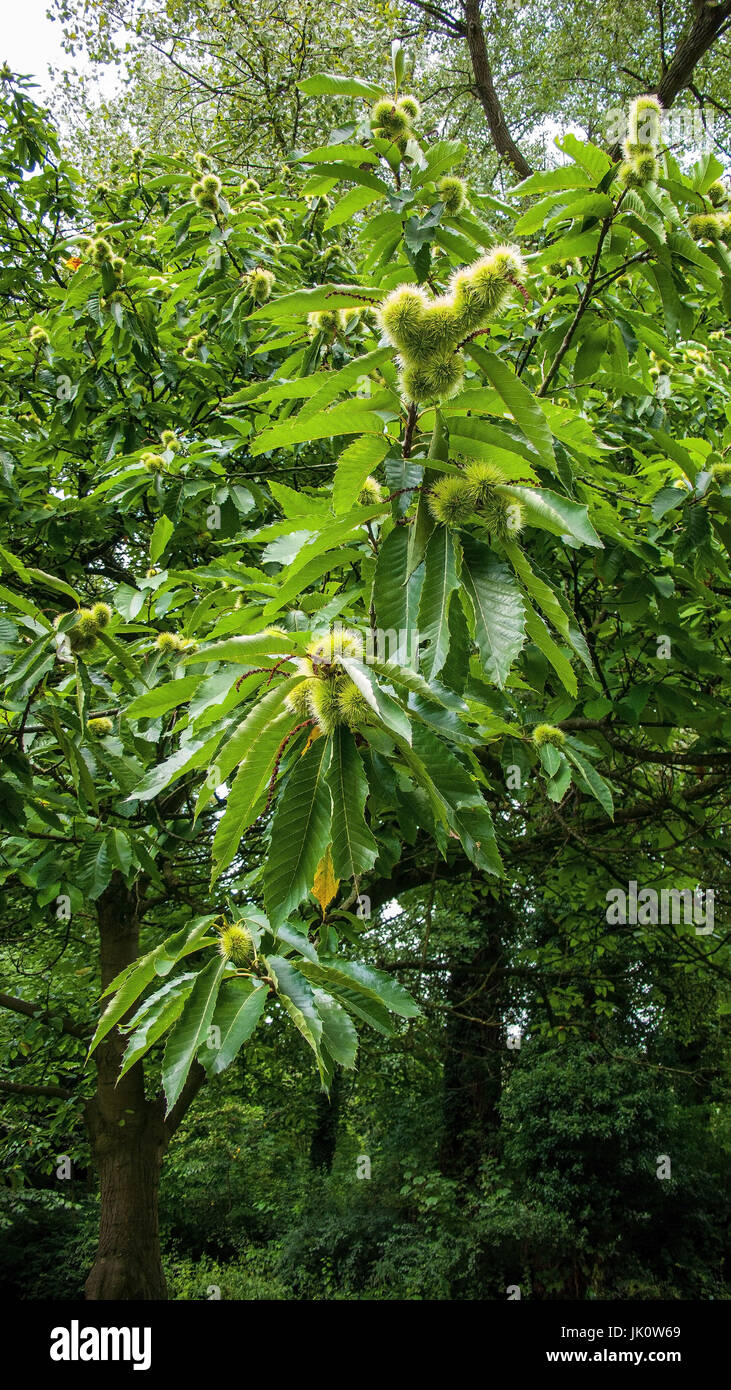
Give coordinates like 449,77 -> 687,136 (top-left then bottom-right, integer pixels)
3,1 -> 72,90
2,0 -> 121,97
531,117 -> 589,165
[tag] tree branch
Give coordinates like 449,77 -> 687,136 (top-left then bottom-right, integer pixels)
0,992 -> 87,1039
365,770 -> 726,909
402,0 -> 466,38
462,0 -> 532,178
0,1079 -> 75,1100
656,1 -> 731,110
162,1059 -> 207,1143
609,4 -> 731,162
558,719 -> 731,766
537,208 -> 617,396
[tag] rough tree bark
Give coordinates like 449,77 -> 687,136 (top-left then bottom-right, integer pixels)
607,2 -> 731,159
656,1 -> 731,109
462,0 -> 533,179
410,0 -> 730,176
309,1068 -> 343,1173
439,902 -> 507,1179
404,0 -> 533,177
0,867 -> 208,1300
84,872 -> 169,1300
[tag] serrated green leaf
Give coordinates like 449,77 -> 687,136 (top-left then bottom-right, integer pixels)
370,658 -> 466,711
501,485 -> 602,548
185,632 -> 298,664
321,981 -> 395,1035
312,987 -> 358,1067
514,166 -> 592,196
297,73 -> 384,98
554,134 -> 611,181
196,674 -> 303,822
118,977 -> 194,1080
253,405 -> 386,455
268,954 -> 324,1056
263,546 -> 362,620
410,723 -> 502,876
273,503 -> 388,589
652,486 -> 685,522
126,675 -> 204,720
565,745 -> 614,819
107,827 -> 132,878
524,601 -> 577,695
337,655 -> 412,743
298,956 -> 419,1019
459,537 -> 525,689
263,737 -> 333,928
162,954 -> 228,1113
150,514 -> 174,564
249,283 -> 382,322
418,525 -> 458,680
127,732 -> 219,803
89,917 -> 217,1057
211,708 -> 294,882
203,979 -> 268,1076
77,835 -> 114,901
467,347 -> 555,469
332,434 -> 389,514
328,727 -> 378,881
373,524 -> 422,653
406,410 -> 448,578
301,348 -> 393,420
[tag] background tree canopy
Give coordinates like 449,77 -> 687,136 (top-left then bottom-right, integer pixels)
0,0 -> 729,1304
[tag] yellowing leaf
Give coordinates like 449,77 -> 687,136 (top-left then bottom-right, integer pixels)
312,845 -> 339,915
302,727 -> 322,754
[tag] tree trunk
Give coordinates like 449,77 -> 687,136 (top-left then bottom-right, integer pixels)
656,2 -> 731,110
439,904 -> 506,1179
463,0 -> 533,179
309,1068 -> 343,1172
609,2 -> 731,160
84,1099 -> 167,1300
84,872 -> 168,1301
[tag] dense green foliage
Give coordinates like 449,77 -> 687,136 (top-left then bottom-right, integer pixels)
2,895 -> 727,1300
0,9 -> 729,1300
48,1 -> 731,186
